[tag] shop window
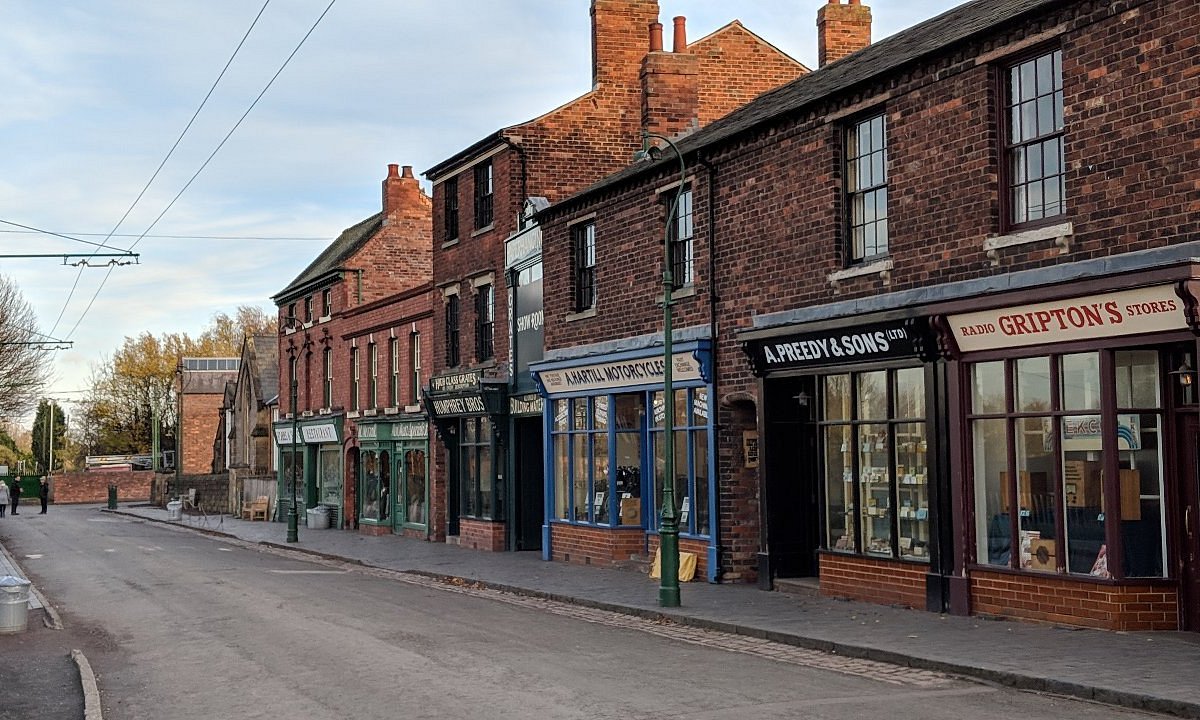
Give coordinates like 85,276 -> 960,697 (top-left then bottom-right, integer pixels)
969,350 -> 1166,578
821,368 -> 929,560
361,450 -> 381,521
404,449 -> 427,526
318,448 -> 341,509
1003,48 -> 1065,229
460,417 -> 493,519
651,388 -> 711,536
281,447 -> 305,512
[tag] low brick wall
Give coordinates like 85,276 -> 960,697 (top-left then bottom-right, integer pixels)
550,524 -> 647,568
819,553 -> 929,609
970,568 -> 1179,631
171,474 -> 231,514
51,471 -> 155,504
459,518 -> 506,551
647,535 -> 710,581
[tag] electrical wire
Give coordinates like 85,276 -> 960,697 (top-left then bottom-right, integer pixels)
0,219 -> 133,252
64,0 -> 339,342
0,227 -> 326,242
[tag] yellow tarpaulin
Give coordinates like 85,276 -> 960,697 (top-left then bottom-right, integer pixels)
649,547 -> 697,582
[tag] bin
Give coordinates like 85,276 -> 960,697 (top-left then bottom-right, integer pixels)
166,500 -> 183,521
306,506 -> 330,530
0,576 -> 31,633
107,484 -> 118,510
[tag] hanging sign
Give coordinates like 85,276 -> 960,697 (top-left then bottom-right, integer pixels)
536,352 -> 702,395
749,319 -> 930,372
948,285 -> 1185,352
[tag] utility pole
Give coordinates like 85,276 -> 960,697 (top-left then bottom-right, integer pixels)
48,399 -> 55,476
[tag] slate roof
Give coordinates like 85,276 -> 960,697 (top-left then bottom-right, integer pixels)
547,0 -> 1067,209
273,213 -> 382,302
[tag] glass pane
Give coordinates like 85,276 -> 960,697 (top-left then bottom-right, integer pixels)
379,452 -> 390,522
1121,414 -> 1165,577
319,449 -> 340,506
859,424 -> 892,556
479,445 -> 493,518
594,396 -> 609,431
462,444 -> 477,517
825,375 -> 851,421
573,437 -> 588,521
973,362 -> 1006,414
652,392 -> 666,427
1015,417 -> 1056,572
405,450 -> 427,526
692,388 -> 709,427
1037,95 -> 1055,137
1036,53 -> 1053,95
361,451 -> 380,521
693,429 -> 709,536
1026,142 -> 1043,181
615,432 -> 642,527
895,422 -> 929,561
895,367 -> 924,419
1021,101 -> 1037,140
1044,137 -> 1061,176
1020,62 -> 1036,101
857,371 -> 887,420
973,418 -> 1010,566
1116,350 -> 1160,408
825,426 -> 855,551
573,399 -> 588,430
553,400 -> 568,431
615,394 -> 644,430
1062,416 -> 1107,575
1061,353 -> 1100,411
592,434 -> 610,524
673,388 -> 688,426
1015,357 -> 1051,412
1010,105 -> 1023,144
554,435 -> 569,520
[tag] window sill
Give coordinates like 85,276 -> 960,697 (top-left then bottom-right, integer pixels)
817,549 -> 930,565
966,562 -> 1171,585
470,224 -> 494,238
565,308 -> 597,323
440,239 -> 460,249
984,221 -> 1073,265
403,404 -> 422,414
301,410 -> 314,418
302,321 -> 314,329
347,411 -> 360,419
828,258 -> 893,290
363,409 -> 378,417
656,283 -> 696,305
283,327 -> 296,335
318,315 -> 331,324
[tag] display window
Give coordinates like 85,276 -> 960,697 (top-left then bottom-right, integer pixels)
651,388 -> 710,536
402,448 -> 427,527
969,349 -> 1167,578
460,417 -> 494,519
359,449 -> 391,522
821,367 -> 929,560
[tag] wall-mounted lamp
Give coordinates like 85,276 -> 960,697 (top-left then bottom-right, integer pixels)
1171,357 -> 1195,387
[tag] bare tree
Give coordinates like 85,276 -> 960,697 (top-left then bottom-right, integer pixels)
0,274 -> 52,422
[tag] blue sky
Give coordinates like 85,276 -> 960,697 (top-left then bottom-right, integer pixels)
1,0 -> 963,415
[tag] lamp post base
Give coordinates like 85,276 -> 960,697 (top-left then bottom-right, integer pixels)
286,510 -> 299,543
658,528 -> 681,608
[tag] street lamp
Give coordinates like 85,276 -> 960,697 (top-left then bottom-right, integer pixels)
283,323 -> 307,544
634,131 -> 686,608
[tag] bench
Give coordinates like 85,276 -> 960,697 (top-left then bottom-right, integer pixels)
242,496 -> 269,521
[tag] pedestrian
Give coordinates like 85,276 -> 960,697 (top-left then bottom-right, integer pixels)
39,477 -> 49,514
10,479 -> 20,515
0,480 -> 9,517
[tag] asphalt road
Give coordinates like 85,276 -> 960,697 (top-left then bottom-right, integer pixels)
0,506 -> 1169,719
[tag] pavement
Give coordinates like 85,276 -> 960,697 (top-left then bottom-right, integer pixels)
7,503 -> 1200,718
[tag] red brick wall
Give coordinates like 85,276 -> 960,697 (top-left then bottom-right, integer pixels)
459,517 -> 506,551
52,471 -> 154,504
970,569 -> 1179,631
551,524 -> 647,566
181,393 -> 223,474
691,22 -> 808,125
820,554 -> 928,609
359,523 -> 391,537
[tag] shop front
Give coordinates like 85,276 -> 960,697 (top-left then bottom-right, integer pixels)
273,416 -> 345,528
531,341 -> 718,581
741,317 -> 951,611
940,281 -> 1200,631
426,369 -> 508,550
356,416 -> 430,538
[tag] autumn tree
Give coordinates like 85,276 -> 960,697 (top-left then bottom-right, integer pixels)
31,399 -> 67,474
0,274 -> 53,423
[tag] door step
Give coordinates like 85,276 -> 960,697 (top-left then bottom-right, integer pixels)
773,577 -> 820,596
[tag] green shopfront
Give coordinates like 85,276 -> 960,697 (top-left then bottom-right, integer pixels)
274,416 -> 345,528
356,416 -> 430,537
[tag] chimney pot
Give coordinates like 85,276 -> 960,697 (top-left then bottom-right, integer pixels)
672,16 -> 686,53
402,165 -> 414,179
649,21 -> 663,52
387,163 -> 399,177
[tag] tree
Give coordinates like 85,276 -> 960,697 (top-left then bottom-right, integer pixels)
31,399 -> 66,474
0,274 -> 53,423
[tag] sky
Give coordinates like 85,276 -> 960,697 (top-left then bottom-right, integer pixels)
1,0 -> 964,419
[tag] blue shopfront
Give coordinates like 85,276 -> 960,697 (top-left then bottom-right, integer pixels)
531,339 -> 718,581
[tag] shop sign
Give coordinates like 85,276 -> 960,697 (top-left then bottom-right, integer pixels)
510,394 -> 544,416
430,370 -> 482,395
430,394 -> 488,417
358,424 -> 378,440
743,431 -> 759,469
394,421 -> 429,439
1058,414 -> 1141,452
505,225 -> 541,268
537,352 -> 702,395
948,284 -> 1185,352
512,277 -> 544,381
274,427 -> 295,445
752,319 -> 929,371
301,423 -> 339,443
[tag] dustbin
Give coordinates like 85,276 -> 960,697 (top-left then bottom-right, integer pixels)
107,484 -> 118,510
0,576 -> 31,633
306,506 -> 330,530
166,500 -> 183,521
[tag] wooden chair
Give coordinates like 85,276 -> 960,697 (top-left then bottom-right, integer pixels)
242,496 -> 269,521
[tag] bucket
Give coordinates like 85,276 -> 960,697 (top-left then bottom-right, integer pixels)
306,506 -> 330,530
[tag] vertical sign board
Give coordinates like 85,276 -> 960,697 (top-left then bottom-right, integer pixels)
513,277 -> 544,383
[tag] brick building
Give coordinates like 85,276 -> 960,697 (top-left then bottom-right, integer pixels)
421,0 -> 806,554
225,334 -> 279,517
176,357 -> 239,476
273,164 -> 434,534
534,0 -> 1200,632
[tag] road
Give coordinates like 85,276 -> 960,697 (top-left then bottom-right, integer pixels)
0,506 -> 1167,719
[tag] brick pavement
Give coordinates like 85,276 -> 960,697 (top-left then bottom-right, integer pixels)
87,505 -> 1200,717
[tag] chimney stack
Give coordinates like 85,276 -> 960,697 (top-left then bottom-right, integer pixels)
591,0 -> 661,88
817,0 -> 872,68
641,15 -> 698,141
382,164 -> 424,219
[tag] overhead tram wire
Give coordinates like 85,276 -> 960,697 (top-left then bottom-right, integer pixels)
63,0 -> 339,342
0,219 -> 134,253
0,228 -> 327,242
47,0 -> 274,338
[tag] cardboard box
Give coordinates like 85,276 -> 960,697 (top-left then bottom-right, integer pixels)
1029,538 -> 1057,571
1064,460 -> 1102,508
619,497 -> 641,524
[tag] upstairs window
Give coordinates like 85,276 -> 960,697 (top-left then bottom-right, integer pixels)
304,295 -> 314,323
445,295 -> 460,367
322,348 -> 332,408
475,284 -> 494,361
444,177 -> 459,242
1004,48 -> 1065,228
350,346 -> 360,412
321,288 -> 332,318
572,222 -> 596,312
286,303 -> 297,329
368,342 -> 378,410
846,113 -> 888,261
411,331 -> 422,404
389,337 -> 399,407
667,188 -> 693,287
474,161 -> 493,229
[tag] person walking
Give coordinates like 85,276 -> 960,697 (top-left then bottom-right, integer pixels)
10,479 -> 20,515
0,480 -> 9,517
39,477 -> 49,514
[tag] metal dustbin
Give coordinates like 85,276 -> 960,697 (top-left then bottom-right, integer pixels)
306,505 -> 330,530
107,484 -> 118,510
0,576 -> 31,633
166,500 -> 183,521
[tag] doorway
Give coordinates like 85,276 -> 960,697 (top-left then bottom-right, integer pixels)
1177,415 -> 1200,631
512,417 -> 544,551
763,375 -> 821,578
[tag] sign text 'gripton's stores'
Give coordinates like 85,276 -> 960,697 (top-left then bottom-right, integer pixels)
752,319 -> 930,371
537,352 -> 703,395
949,285 -> 1187,353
